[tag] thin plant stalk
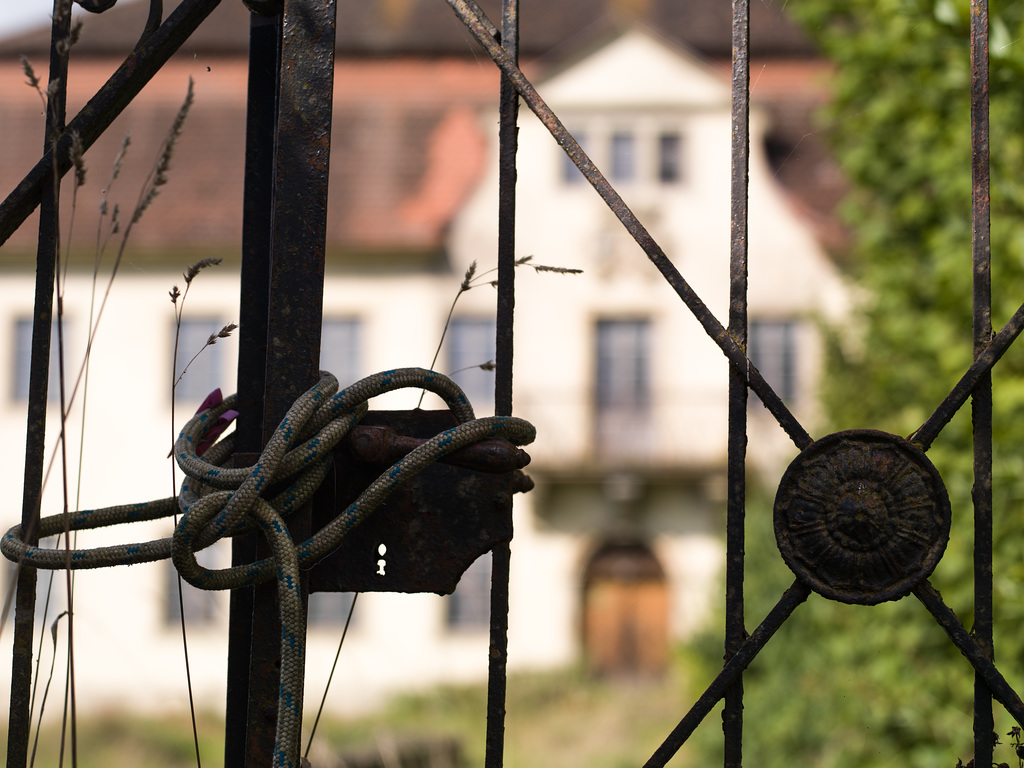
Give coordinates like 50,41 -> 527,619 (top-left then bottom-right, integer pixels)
74,133 -> 129,518
416,256 -> 581,408
31,612 -> 68,767
169,256 -> 234,768
304,593 -> 359,759
27,573 -> 58,767
5,64 -> 196,768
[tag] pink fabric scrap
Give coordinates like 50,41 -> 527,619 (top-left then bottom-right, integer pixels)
196,388 -> 239,456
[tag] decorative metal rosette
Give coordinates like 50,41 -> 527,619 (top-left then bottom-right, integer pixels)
773,429 -> 951,605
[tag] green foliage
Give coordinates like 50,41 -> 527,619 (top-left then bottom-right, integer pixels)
799,0 -> 1024,453
688,3 -> 1024,766
316,665 -> 699,768
1,712 -> 225,768
1,666 -> 703,768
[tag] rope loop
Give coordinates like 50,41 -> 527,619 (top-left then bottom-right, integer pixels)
1,367 -> 535,768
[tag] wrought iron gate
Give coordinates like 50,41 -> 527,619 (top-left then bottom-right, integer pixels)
2,0 -> 1022,766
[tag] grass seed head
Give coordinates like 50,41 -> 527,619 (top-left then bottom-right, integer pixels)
133,78 -> 194,224
460,260 -> 477,292
183,257 -> 222,284
20,56 -> 40,90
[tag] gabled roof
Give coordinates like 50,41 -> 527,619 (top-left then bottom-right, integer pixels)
538,26 -> 729,110
0,4 -> 842,264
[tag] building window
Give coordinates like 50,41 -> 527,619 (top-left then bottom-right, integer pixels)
447,554 -> 491,631
657,132 -> 683,183
166,541 -> 227,626
595,319 -> 652,457
610,132 -> 635,182
562,131 -> 587,183
308,591 -> 358,628
596,320 -> 651,410
320,318 -> 361,387
14,318 -> 65,402
749,320 -> 798,405
448,318 -> 495,413
173,318 -> 225,402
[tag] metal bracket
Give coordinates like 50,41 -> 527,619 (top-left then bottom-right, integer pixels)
308,409 -> 532,595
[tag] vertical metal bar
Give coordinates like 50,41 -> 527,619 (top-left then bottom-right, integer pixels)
486,3 -> 517,766
723,2 -> 749,765
242,0 -> 335,763
970,2 -> 993,766
494,5 -> 517,418
224,11 -> 281,767
7,5 -> 70,766
259,0 -> 334,422
442,0 -> 813,450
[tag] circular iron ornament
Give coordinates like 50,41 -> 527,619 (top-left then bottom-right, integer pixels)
773,429 -> 951,605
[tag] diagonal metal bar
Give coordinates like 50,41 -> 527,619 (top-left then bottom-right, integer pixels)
910,296 -> 1024,451
643,581 -> 811,768
969,2 -> 995,765
0,0 -> 222,247
914,581 -> 1024,727
443,0 -> 813,451
461,0 -> 498,39
724,0 -> 750,765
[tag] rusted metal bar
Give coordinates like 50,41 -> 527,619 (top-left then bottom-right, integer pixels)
914,581 -> 1024,727
224,10 -> 282,767
723,1 -> 749,764
443,0 -> 813,452
644,581 -> 811,768
259,0 -> 334,421
0,0 -> 222,247
494,0 -> 517,421
341,425 -> 529,473
461,0 -> 498,39
309,410 -> 518,595
7,4 -> 71,765
486,2 -> 518,764
911,298 -> 1024,450
242,0 -> 335,761
486,541 -> 512,766
970,2 -> 994,765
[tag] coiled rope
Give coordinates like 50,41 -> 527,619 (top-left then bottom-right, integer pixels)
2,367 -> 536,768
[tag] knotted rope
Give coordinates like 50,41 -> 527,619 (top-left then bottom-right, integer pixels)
2,367 -> 536,768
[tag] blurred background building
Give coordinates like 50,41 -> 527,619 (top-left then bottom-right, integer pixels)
0,0 -> 847,715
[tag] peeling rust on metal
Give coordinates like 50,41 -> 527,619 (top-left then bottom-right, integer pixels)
309,410 -> 515,596
774,430 -> 951,605
341,424 -> 531,474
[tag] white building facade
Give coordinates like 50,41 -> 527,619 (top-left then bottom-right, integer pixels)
0,27 -> 845,716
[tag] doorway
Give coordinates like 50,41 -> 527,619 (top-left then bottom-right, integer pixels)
583,540 -> 670,677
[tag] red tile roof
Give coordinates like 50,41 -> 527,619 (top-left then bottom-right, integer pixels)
1,56 -> 497,261
0,4 -> 843,264
0,0 -> 816,59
